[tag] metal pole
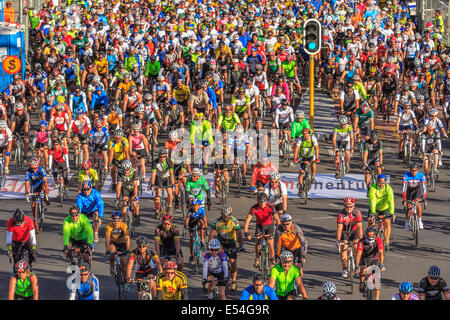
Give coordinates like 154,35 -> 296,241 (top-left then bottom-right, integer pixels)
19,0 -> 23,25
309,56 -> 314,130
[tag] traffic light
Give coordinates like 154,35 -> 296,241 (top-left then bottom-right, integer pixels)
303,19 -> 322,55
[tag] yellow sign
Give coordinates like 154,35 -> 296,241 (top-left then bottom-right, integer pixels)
3,55 -> 22,75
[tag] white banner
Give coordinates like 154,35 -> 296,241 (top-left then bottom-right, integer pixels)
1,173 -> 371,199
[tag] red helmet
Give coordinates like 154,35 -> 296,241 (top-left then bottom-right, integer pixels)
82,160 -> 92,169
164,260 -> 177,270
344,197 -> 356,205
30,157 -> 39,169
302,128 -> 311,135
16,259 -> 29,272
162,213 -> 173,223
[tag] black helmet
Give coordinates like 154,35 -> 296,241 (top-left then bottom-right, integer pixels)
13,208 -> 25,224
252,273 -> 265,283
370,130 -> 379,141
410,162 -> 419,170
69,205 -> 81,216
136,235 -> 149,247
78,261 -> 90,273
257,192 -> 268,203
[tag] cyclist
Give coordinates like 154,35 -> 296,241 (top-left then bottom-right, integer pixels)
226,125 -> 250,187
293,128 -> 320,195
339,81 -> 360,117
151,148 -> 175,216
155,213 -> 183,271
332,115 -> 354,178
418,265 -> 450,300
116,159 -> 140,226
62,205 -> 94,265
48,104 -> 70,150
202,238 -> 228,300
317,281 -> 340,300
185,167 -> 212,208
0,120 -> 12,174
264,172 -> 288,215
290,110 -> 311,140
244,192 -> 281,269
231,88 -> 251,131
10,102 -> 31,163
336,197 -> 363,278
216,105 -> 242,138
184,198 -> 207,261
25,157 -> 50,233
275,214 -> 308,277
353,101 -> 375,146
402,162 -> 427,231
8,260 -> 38,300
420,123 -> 441,175
68,107 -> 91,164
240,273 -> 278,300
32,120 -> 51,170
394,83 -> 417,116
209,205 -> 244,292
268,250 -> 309,300
156,260 -> 188,300
392,282 -> 419,300
76,180 -> 105,243
89,118 -> 110,174
190,112 -> 213,173
368,174 -> 395,250
109,129 -> 130,190
105,210 -> 131,292
362,130 -> 384,192
274,99 -> 294,152
77,160 -> 99,193
396,102 -> 419,159
129,123 -> 150,182
48,138 -> 70,196
6,209 -> 37,270
355,226 -> 385,300
126,235 -> 163,300
68,261 -> 100,300
250,155 -> 279,193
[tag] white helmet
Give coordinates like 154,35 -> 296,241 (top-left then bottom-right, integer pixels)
271,172 -> 281,182
208,238 -> 221,250
169,130 -> 179,141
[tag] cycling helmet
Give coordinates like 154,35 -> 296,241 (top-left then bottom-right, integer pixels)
13,208 -> 25,225
78,261 -> 90,273
410,81 -> 418,87
111,210 -> 122,220
192,167 -> 202,177
252,273 -> 265,283
162,213 -> 173,223
302,128 -> 311,135
95,84 -> 104,91
383,66 -> 392,74
361,101 -> 370,111
338,115 -> 348,125
129,86 -> 137,92
410,162 -> 419,170
93,75 -> 101,83
76,107 -> 84,115
402,83 -> 409,91
136,105 -> 145,113
132,123 -> 142,131
399,281 -> 413,294
280,250 -> 294,262
208,239 -> 221,250
430,108 -> 438,115
365,226 -> 377,243
0,120 -> 7,129
164,260 -> 177,270
30,157 -> 39,169
295,109 -> 305,117
352,74 -> 360,81
144,93 -> 153,101
157,75 -> 165,81
280,213 -> 292,223
82,180 -> 92,190
344,197 -> 356,205
136,235 -> 149,247
221,204 -> 232,218
81,160 -> 92,169
169,130 -> 178,141
271,172 -> 281,182
15,102 -> 24,111
369,66 -> 377,73
190,198 -> 202,206
370,130 -> 379,141
40,120 -> 48,127
235,125 -> 244,133
158,148 -> 168,156
195,112 -> 204,120
94,118 -> 103,127
121,160 -> 133,171
428,265 -> 441,278
170,98 -> 178,105
417,95 -> 425,101
16,260 -> 30,272
322,281 -> 337,297
257,192 -> 268,203
69,205 -> 80,217
115,129 -> 124,138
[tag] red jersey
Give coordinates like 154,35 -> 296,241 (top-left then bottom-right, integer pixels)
357,237 -> 384,259
337,209 -> 363,232
50,147 -> 68,163
251,162 -> 278,186
7,216 -> 35,242
69,116 -> 91,134
248,203 -> 276,226
50,112 -> 70,131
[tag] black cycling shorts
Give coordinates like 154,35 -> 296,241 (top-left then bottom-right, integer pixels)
208,271 -> 227,286
255,224 -> 275,239
406,186 -> 423,201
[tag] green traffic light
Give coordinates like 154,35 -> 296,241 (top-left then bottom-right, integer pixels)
308,42 -> 316,50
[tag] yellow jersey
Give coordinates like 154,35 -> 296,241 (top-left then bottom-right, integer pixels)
105,222 -> 129,243
156,271 -> 188,300
172,85 -> 190,102
95,59 -> 109,75
118,80 -> 136,94
109,138 -> 129,161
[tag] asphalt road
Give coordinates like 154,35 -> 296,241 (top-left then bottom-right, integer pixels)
1,86 -> 449,300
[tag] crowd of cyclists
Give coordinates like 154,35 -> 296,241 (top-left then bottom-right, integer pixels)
1,0 -> 450,300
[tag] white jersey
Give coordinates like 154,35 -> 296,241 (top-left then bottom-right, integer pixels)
0,127 -> 12,147
398,110 -> 416,127
264,181 -> 288,206
274,106 -> 294,127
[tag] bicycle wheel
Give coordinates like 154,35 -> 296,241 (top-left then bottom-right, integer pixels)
414,213 -> 419,247
236,167 -> 241,198
259,250 -> 265,275
1,163 -> 6,187
115,267 -> 125,300
59,177 -> 64,206
348,255 -> 354,293
126,209 -> 135,238
366,287 -> 375,300
97,156 -> 104,186
180,188 -> 186,219
340,155 -> 345,184
430,167 -> 436,192
303,175 -> 309,205
38,200 -> 44,231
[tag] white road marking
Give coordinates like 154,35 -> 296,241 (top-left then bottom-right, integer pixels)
314,242 -> 335,248
385,253 -> 406,259
312,216 -> 336,220
329,203 -> 340,207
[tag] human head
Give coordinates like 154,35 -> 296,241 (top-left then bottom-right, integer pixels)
164,260 -> 177,280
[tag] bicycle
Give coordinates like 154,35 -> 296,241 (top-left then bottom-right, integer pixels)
297,160 -> 313,205
259,91 -> 267,119
117,198 -> 136,238
280,131 -> 292,167
131,276 -> 155,300
65,247 -> 92,268
401,130 -> 414,166
363,265 -> 382,300
369,214 -> 386,246
338,240 -> 355,293
185,225 -> 203,275
91,146 -> 106,187
0,153 -> 7,187
13,135 -> 25,167
54,168 -> 67,206
106,251 -> 128,300
215,169 -> 228,205
404,200 -> 424,247
154,187 -> 169,218
175,176 -> 187,219
258,235 -> 271,281
26,192 -> 47,233
336,146 -> 346,184
424,152 -> 437,192
230,159 -> 243,198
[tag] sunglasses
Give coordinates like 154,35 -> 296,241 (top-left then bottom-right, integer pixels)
429,277 -> 439,280
282,223 -> 291,226
166,271 -> 176,275
282,260 -> 293,264
80,273 -> 89,277
210,249 -> 219,252
254,282 -> 264,287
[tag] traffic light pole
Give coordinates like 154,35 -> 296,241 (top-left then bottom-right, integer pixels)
309,56 -> 314,130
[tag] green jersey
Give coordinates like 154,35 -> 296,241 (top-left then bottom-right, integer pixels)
281,60 -> 296,78
291,118 -> 311,139
369,183 -> 395,215
218,112 -> 241,131
355,108 -> 374,127
185,176 -> 210,202
190,120 -> 213,145
15,273 -> 35,298
145,60 -> 161,77
73,37 -> 89,50
295,135 -> 318,158
63,214 -> 94,247
267,58 -> 280,73
333,124 -> 353,142
270,264 -> 300,296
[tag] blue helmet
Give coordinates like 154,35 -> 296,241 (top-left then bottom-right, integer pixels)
428,265 -> 440,278
111,210 -> 122,219
399,282 -> 413,294
40,120 -> 48,127
76,107 -> 84,115
82,180 -> 92,190
377,174 -> 387,181
190,198 -> 202,205
170,98 -> 178,105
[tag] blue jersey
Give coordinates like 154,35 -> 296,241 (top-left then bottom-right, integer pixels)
189,207 -> 206,219
240,285 -> 278,300
25,167 -> 47,191
42,101 -> 57,122
402,171 -> 427,198
76,188 -> 104,218
70,274 -> 100,300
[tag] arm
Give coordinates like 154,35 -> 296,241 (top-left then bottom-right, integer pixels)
31,274 -> 39,300
243,214 -> 253,237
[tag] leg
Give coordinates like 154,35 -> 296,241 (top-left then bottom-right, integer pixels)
384,218 -> 391,245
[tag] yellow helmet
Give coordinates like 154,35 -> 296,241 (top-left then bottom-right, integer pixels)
195,113 -> 204,120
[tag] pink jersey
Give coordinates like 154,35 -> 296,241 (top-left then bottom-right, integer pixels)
131,133 -> 144,150
35,130 -> 49,143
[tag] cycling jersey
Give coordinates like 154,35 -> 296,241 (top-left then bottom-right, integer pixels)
69,116 -> 91,135
402,171 -> 427,200
418,277 -> 449,300
231,95 -> 251,113
295,135 -> 318,159
270,264 -> 300,297
78,169 -> 99,186
203,250 -> 228,279
354,109 -> 374,128
227,132 -> 249,154
62,214 -> 94,247
25,167 -> 47,191
155,225 -> 180,251
217,112 -> 241,131
90,126 -> 109,145
251,162 -> 278,186
264,181 -> 287,206
190,119 -> 213,145
130,133 -> 145,150
274,106 -> 294,128
0,127 -> 13,147
76,188 -> 104,218
211,216 -> 241,244
152,158 -> 174,179
118,168 -> 138,191
333,124 -> 353,142
363,139 -> 383,160
109,138 -> 129,161
291,118 -> 311,139
357,236 -> 384,260
69,274 -> 100,300
6,216 -> 36,244
185,176 -> 210,202
156,271 -> 188,300
337,209 -> 363,233
240,285 -> 278,300
130,247 -> 159,273
248,203 -> 277,226
14,273 -> 35,298
369,183 -> 395,216
50,112 -> 70,131
105,221 -> 129,243
172,85 -> 190,102
275,223 -> 308,255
